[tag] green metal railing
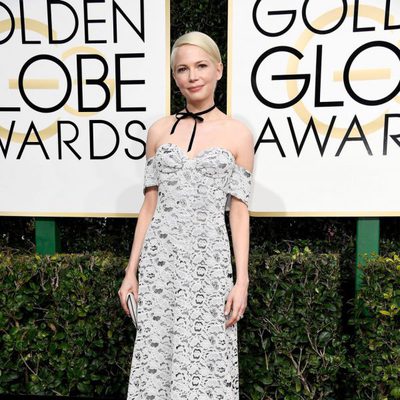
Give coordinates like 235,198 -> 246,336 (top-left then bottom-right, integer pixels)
35,217 -> 61,255
355,217 -> 380,292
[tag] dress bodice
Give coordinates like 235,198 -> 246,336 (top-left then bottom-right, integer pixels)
143,143 -> 253,213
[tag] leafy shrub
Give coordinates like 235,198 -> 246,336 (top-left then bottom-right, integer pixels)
0,247 -> 346,399
351,254 -> 400,399
0,251 -> 132,397
238,245 -> 346,400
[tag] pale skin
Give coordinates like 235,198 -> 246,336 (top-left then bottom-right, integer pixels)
118,43 -> 254,329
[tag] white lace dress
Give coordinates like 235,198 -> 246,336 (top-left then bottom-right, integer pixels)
127,142 -> 253,400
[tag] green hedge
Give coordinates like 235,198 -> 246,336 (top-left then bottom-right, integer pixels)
1,248 -> 399,399
351,254 -> 400,399
0,251 -> 133,397
239,246 -> 345,399
0,247 -> 343,398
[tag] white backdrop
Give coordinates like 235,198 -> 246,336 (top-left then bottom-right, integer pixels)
0,0 -> 169,217
229,0 -> 400,216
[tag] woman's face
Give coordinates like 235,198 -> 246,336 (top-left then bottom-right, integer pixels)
172,44 -> 223,105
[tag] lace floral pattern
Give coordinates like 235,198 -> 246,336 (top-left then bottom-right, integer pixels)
128,143 -> 253,399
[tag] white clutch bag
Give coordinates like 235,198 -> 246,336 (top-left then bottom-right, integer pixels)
126,292 -> 138,328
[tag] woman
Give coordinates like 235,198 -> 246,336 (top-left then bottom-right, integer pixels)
118,31 -> 254,399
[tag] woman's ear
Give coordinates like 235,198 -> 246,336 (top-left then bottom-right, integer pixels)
216,62 -> 223,81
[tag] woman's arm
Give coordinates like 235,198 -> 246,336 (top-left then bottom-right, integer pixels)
118,122 -> 161,315
225,123 -> 254,328
124,188 -> 158,278
229,199 -> 250,286
119,188 -> 157,316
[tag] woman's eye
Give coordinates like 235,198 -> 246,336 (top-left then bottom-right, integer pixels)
198,64 -> 207,68
176,67 -> 186,73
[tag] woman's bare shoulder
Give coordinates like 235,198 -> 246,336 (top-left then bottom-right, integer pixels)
223,117 -> 251,133
223,117 -> 254,171
222,117 -> 253,147
148,114 -> 176,134
146,115 -> 176,157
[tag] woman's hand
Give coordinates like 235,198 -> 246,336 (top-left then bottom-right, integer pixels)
118,273 -> 139,317
224,280 -> 248,328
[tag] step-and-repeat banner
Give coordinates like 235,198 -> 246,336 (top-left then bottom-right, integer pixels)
230,0 -> 400,216
0,0 -> 169,217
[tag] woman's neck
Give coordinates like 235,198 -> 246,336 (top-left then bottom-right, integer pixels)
185,99 -> 215,114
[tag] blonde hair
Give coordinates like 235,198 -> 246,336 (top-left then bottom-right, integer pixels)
170,31 -> 222,70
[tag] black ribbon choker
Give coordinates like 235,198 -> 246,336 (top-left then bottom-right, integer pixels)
170,104 -> 216,152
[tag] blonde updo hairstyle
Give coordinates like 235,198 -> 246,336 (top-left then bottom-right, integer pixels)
170,31 -> 222,72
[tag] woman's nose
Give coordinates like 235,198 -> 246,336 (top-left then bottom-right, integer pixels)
188,68 -> 198,81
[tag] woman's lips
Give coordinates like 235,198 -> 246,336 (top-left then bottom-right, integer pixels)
188,85 -> 203,92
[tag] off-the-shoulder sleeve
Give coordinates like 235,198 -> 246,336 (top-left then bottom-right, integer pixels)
225,163 -> 253,211
143,156 -> 158,194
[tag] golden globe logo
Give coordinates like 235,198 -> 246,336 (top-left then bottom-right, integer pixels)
0,0 -> 147,160
251,0 -> 400,157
